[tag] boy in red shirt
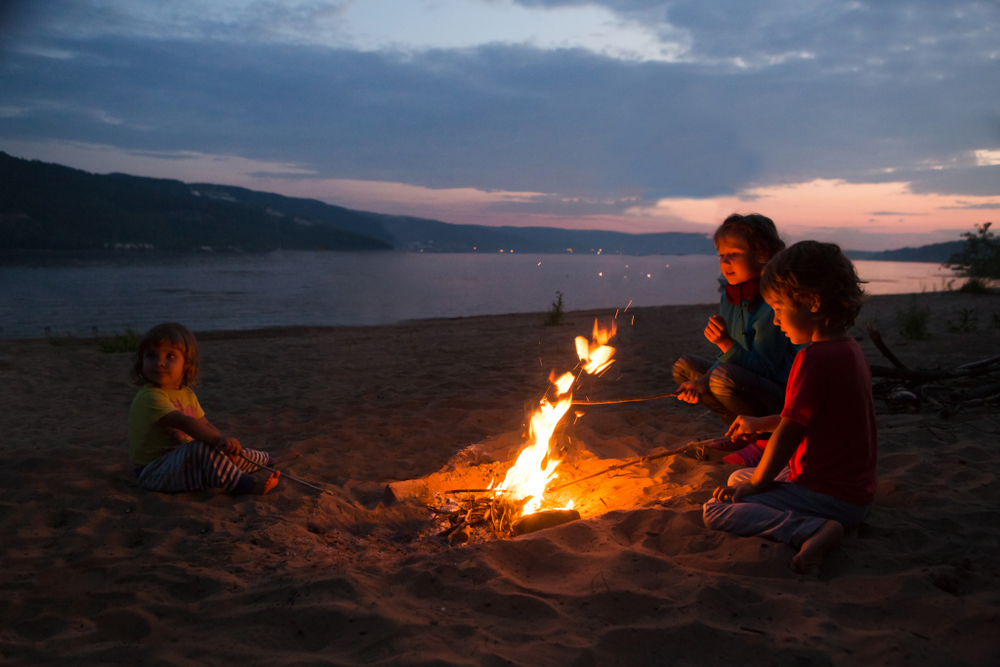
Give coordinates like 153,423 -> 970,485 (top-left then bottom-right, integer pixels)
703,241 -> 877,574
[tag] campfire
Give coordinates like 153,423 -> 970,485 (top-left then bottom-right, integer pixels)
379,315 -> 713,544
400,318 -> 622,541
493,318 -> 617,513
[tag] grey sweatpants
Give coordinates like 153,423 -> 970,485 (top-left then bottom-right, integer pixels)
703,467 -> 873,547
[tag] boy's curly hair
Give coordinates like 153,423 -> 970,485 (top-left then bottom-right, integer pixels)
129,322 -> 200,387
761,241 -> 867,330
713,213 -> 786,268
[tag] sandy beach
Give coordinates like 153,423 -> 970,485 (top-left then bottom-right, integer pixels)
1,291 -> 999,666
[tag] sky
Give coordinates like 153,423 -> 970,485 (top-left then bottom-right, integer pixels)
1,0 -> 998,251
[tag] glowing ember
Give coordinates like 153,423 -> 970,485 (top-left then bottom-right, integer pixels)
494,319 -> 617,518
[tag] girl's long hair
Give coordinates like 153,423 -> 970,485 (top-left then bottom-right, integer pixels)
130,322 -> 200,387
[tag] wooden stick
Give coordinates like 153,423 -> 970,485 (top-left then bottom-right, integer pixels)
870,365 -> 1000,381
572,391 -> 678,406
445,488 -> 506,495
546,438 -> 715,492
238,453 -> 335,495
866,322 -> 909,370
956,354 -> 1000,371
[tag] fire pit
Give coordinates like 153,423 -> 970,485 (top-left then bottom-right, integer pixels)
383,318 -> 713,542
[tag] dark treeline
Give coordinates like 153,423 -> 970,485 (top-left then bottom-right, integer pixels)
0,152 -> 715,256
1,152 -> 970,260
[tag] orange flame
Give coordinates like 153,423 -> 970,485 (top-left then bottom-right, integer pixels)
495,319 -> 616,518
576,319 -> 617,375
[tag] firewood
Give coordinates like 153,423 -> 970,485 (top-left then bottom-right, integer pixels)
867,322 -> 909,370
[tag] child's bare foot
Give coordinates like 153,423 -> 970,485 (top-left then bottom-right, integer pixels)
254,471 -> 280,495
791,519 -> 844,574
272,451 -> 301,466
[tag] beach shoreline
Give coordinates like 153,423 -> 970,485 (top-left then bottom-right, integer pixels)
2,292 -> 999,665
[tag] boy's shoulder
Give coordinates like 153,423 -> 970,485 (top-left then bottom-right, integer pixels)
798,338 -> 867,371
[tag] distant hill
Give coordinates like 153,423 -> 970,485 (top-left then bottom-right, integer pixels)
377,216 -> 716,255
0,152 -> 718,256
0,152 -> 393,252
0,152 -> 968,260
844,242 -> 965,264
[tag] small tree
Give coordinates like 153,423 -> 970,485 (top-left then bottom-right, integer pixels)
945,222 -> 1000,288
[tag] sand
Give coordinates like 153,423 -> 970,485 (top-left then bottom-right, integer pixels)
1,291 -> 999,666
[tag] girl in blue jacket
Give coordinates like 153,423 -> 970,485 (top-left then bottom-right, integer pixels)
673,214 -> 799,465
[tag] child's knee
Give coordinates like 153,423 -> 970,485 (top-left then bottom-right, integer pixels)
727,467 -> 756,486
672,355 -> 700,383
702,498 -> 726,529
708,365 -> 739,396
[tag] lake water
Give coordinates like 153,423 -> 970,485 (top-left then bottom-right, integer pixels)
0,251 -> 956,339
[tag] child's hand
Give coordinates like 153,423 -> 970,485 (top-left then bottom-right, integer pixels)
726,415 -> 765,439
676,376 -> 710,404
704,315 -> 734,352
726,413 -> 782,440
713,482 -> 759,503
217,438 -> 243,458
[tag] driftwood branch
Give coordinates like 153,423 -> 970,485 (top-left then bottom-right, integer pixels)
870,364 -> 1000,381
867,321 -> 909,370
957,354 -> 1000,371
866,324 -> 1000,381
865,324 -> 1000,417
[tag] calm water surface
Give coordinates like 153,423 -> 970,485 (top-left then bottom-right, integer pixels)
0,251 -> 955,339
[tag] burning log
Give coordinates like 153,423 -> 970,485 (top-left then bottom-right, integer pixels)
511,509 -> 581,536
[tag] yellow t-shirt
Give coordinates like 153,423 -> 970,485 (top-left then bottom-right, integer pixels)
128,384 -> 205,465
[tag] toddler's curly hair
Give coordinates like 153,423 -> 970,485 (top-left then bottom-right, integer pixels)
129,322 -> 200,387
761,241 -> 867,330
713,213 -> 786,268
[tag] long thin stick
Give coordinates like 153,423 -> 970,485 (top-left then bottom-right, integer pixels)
572,391 -> 679,406
445,436 -> 731,497
866,322 -> 909,370
545,439 -> 707,492
239,453 -> 334,495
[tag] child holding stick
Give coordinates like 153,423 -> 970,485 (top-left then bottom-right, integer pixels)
703,241 -> 877,574
673,213 -> 799,465
128,322 -> 288,496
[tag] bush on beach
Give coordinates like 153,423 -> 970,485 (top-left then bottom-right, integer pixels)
544,291 -> 565,326
96,328 -> 140,353
896,297 -> 931,340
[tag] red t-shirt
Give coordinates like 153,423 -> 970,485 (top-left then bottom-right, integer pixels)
782,338 -> 878,505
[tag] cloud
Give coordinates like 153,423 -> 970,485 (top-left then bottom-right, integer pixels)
938,202 -> 1000,211
484,195 -> 652,216
1,0 -> 998,242
869,211 -> 928,216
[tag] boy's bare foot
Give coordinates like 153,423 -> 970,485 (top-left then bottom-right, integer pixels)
272,452 -> 301,466
791,519 -> 844,574
254,471 -> 280,495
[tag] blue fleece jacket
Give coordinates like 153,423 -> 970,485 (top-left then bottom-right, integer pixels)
711,277 -> 800,386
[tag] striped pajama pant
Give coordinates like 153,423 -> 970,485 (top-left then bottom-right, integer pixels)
136,441 -> 272,494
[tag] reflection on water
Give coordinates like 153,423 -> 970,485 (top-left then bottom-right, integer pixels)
0,251 -> 956,339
